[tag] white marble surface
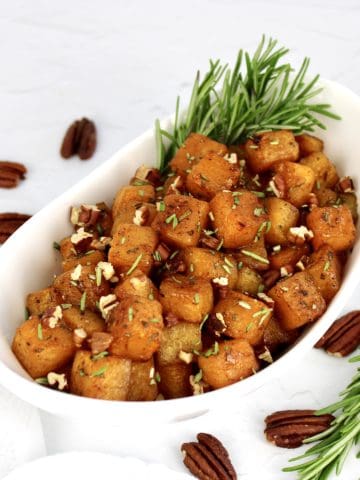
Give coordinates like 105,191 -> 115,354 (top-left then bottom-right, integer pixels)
1,0 -> 360,478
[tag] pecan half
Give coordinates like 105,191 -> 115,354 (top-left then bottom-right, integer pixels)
181,433 -> 237,480
60,118 -> 96,160
315,310 -> 360,357
264,410 -> 334,448
0,161 -> 27,188
0,212 -> 31,244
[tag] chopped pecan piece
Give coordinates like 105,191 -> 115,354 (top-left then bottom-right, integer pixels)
0,212 -> 31,244
262,269 -> 280,289
336,176 -> 354,193
181,432 -> 237,480
89,331 -> 113,354
264,410 -> 334,448
315,310 -> 360,357
199,234 -> 221,250
165,256 -> 186,274
164,312 -> 180,327
60,117 -> 96,160
0,161 -> 27,188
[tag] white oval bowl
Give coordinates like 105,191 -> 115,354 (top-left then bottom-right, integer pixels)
0,79 -> 359,425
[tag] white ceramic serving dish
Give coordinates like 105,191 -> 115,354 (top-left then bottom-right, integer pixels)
0,79 -> 359,425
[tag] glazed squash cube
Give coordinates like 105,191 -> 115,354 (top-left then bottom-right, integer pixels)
235,234 -> 269,271
60,237 -> 105,271
12,316 -> 76,378
269,244 -> 310,270
264,198 -> 299,245
316,187 -> 338,207
268,271 -> 326,330
108,296 -> 163,361
213,291 -> 272,346
111,203 -> 157,231
306,205 -> 356,252
300,152 -> 339,189
26,286 -> 59,316
112,185 -> 155,218
151,194 -> 209,249
159,275 -> 213,323
245,130 -> 299,173
53,265 -> 111,312
127,358 -> 158,401
306,245 -> 342,303
70,350 -> 131,400
273,161 -> 315,207
198,339 -> 259,389
157,321 -> 202,366
235,266 -> 262,295
158,362 -> 193,399
109,224 -> 158,275
182,247 -> 238,288
169,132 -> 228,176
186,152 -> 240,200
295,134 -> 323,157
210,190 -> 268,248
62,307 -> 105,335
114,270 -> 157,301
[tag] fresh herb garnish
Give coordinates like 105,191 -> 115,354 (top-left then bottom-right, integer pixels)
91,366 -> 107,377
126,253 -> 143,275
37,323 -> 43,340
80,292 -> 87,313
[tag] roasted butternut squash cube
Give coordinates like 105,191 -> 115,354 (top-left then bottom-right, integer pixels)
111,203 -> 157,231
170,132 -> 228,176
213,291 -> 272,345
26,286 -> 59,316
306,205 -> 356,252
109,224 -> 158,275
70,350 -> 131,400
108,296 -> 163,361
158,362 -> 192,399
269,244 -> 310,270
234,235 -> 269,271
245,130 -> 299,173
62,307 -> 105,335
12,316 -> 76,378
339,193 -> 358,222
198,339 -> 259,389
159,275 -> 213,324
235,266 -> 262,295
127,358 -> 158,401
316,187 -> 338,207
151,194 -> 209,249
114,270 -> 157,301
295,134 -> 323,157
306,245 -> 342,303
53,265 -> 111,312
300,152 -> 339,189
60,237 -> 105,271
268,271 -> 326,330
186,152 -> 240,200
112,185 -> 155,218
182,247 -> 238,288
210,190 -> 268,248
264,198 -> 299,245
263,317 -> 299,352
157,322 -> 202,366
273,161 -> 315,207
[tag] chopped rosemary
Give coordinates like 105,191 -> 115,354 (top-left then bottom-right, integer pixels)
61,303 -> 72,309
35,377 -> 49,385
128,307 -> 134,321
203,342 -> 219,357
91,366 -> 107,377
323,260 -> 330,271
179,210 -> 192,221
126,253 -> 143,275
194,370 -> 203,383
240,249 -> 269,265
25,307 -> 30,320
193,293 -> 200,304
165,213 -> 178,229
37,323 -> 43,340
92,351 -> 109,361
95,265 -> 102,287
200,314 -> 209,330
80,292 -> 87,313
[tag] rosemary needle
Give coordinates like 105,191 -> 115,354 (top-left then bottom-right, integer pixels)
155,35 -> 340,172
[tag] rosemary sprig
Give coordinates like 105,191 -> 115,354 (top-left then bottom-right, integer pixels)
284,354 -> 360,480
155,35 -> 340,172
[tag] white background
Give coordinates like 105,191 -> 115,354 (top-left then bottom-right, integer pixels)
0,1 -> 360,479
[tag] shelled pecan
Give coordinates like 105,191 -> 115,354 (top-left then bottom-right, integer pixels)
0,212 -> 31,244
60,117 -> 96,160
181,432 -> 237,480
315,310 -> 360,357
0,161 -> 27,188
264,410 -> 334,448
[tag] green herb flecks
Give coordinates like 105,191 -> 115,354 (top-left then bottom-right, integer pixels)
80,292 -> 87,313
126,253 -> 143,275
91,366 -> 107,377
37,323 -> 43,340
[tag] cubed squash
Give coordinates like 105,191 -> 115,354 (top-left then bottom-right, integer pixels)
111,203 -> 157,231
300,152 -> 339,188
60,237 -> 105,271
70,350 -> 131,400
12,316 -> 76,378
26,286 -> 59,316
268,271 -> 326,330
295,134 -> 323,157
264,198 -> 299,245
158,362 -> 193,399
306,205 -> 356,252
108,296 -> 163,361
234,235 -> 269,271
269,244 -> 310,270
112,185 -> 155,218
156,322 -> 202,366
186,152 -> 240,200
245,130 -> 299,173
169,132 -> 228,176
306,245 -> 342,303
213,291 -> 272,346
209,190 -> 268,248
151,194 -> 209,249
273,161 -> 315,207
235,266 -> 262,295
198,339 -> 259,389
109,224 -> 158,275
114,271 -> 157,301
62,307 -> 105,335
316,187 -> 338,207
159,275 -> 213,323
182,247 -> 238,288
127,358 -> 158,401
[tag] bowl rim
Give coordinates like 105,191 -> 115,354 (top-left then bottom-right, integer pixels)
0,78 -> 359,421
